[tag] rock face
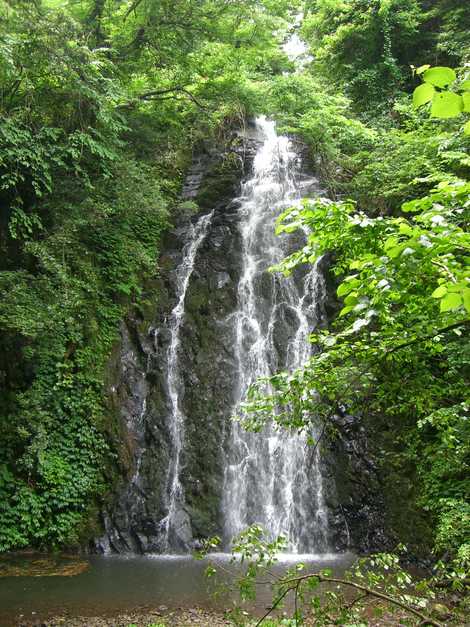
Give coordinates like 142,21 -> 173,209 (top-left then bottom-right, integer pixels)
94,127 -> 257,553
324,410 -> 391,553
94,123 -> 392,556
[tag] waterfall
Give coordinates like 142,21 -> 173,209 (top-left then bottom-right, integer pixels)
98,117 -> 333,556
159,211 -> 214,551
222,116 -> 329,553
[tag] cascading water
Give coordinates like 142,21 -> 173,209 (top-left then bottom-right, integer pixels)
98,116 -> 335,556
222,116 -> 330,553
158,211 -> 214,550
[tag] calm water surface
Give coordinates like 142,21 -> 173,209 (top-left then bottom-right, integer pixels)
0,552 -> 356,625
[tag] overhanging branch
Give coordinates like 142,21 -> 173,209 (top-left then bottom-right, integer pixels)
254,572 -> 444,627
120,86 -> 208,110
384,319 -> 470,356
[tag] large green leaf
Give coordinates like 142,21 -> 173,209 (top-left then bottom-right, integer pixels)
337,282 -> 353,297
423,66 -> 456,88
413,83 -> 435,108
463,289 -> 470,314
416,64 -> 430,75
387,245 -> 403,259
440,292 -> 462,312
465,120 -> 470,136
384,236 -> 398,251
462,92 -> 470,113
432,285 -> 447,299
430,92 -> 463,119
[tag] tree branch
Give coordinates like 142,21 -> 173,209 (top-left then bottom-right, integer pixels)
294,578 -> 300,624
255,586 -> 291,627
272,573 -> 443,627
121,86 -> 208,110
124,0 -> 144,19
384,319 -> 470,356
346,591 -> 369,609
431,260 -> 457,284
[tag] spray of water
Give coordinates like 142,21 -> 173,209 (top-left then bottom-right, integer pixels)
222,117 -> 329,553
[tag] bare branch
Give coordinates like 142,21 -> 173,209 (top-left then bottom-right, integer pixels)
431,260 -> 457,284
255,586 -> 291,627
274,573 -> 443,627
384,319 -> 470,356
120,86 -> 209,110
137,87 -> 207,110
124,0 -> 145,19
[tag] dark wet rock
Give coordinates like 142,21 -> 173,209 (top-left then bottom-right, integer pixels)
93,124 -> 410,559
324,411 -> 391,554
167,508 -> 193,550
324,403 -> 433,557
93,129 -> 254,553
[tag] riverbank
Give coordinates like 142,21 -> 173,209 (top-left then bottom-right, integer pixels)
15,607 -> 232,627
15,603 -> 457,627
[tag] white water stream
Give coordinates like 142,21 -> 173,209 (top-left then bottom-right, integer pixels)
222,117 -> 329,553
98,16 -> 336,558
160,211 -> 214,550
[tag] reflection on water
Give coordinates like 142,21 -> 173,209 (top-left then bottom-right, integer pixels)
0,552 -> 356,624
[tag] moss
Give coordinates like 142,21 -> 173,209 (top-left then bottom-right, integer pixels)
367,414 -> 434,557
187,497 -> 221,538
195,157 -> 242,209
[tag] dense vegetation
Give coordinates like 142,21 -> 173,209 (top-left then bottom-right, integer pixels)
0,0 -> 294,551
242,0 -> 470,574
0,0 -> 468,602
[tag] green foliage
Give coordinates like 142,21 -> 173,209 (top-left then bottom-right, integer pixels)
347,128 -> 453,212
0,153 -> 169,550
302,0 -> 470,112
302,0 -> 424,109
412,65 -> 470,131
205,526 -> 468,625
242,177 -> 469,565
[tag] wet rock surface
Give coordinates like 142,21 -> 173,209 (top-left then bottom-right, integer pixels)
94,128 -> 257,553
94,121 -> 395,557
325,410 -> 391,554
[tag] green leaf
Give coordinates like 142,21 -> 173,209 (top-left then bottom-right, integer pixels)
460,80 -> 470,91
462,288 -> 470,314
337,282 -> 353,297
402,199 -> 422,213
339,305 -> 354,317
440,292 -> 462,312
384,236 -> 398,251
398,222 -> 413,235
462,92 -> 470,113
465,120 -> 470,135
416,64 -> 430,75
413,83 -> 435,108
432,285 -> 447,299
387,245 -> 403,259
344,293 -> 358,306
423,66 -> 456,88
430,92 -> 463,119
